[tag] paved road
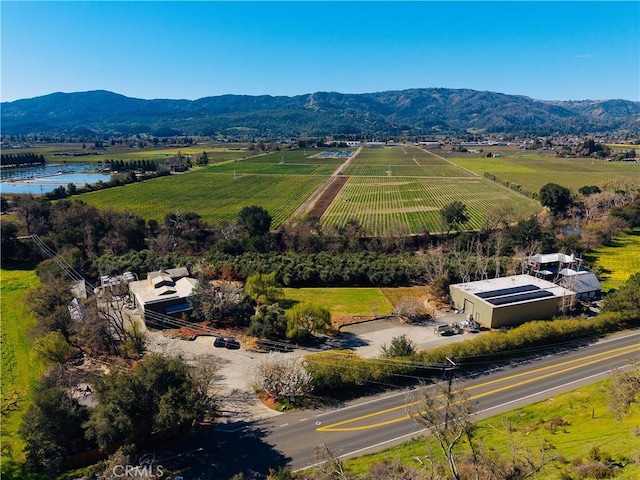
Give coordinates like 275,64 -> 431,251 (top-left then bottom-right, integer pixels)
252,331 -> 639,472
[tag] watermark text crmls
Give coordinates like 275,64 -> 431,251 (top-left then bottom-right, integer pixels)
112,464 -> 164,478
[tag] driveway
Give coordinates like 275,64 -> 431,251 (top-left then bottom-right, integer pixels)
143,313 -> 485,424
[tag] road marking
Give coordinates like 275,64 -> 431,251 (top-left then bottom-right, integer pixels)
281,423 -> 289,427
315,390 -> 409,417
300,418 -> 308,422
312,332 -> 640,419
317,343 -> 639,432
295,369 -> 621,473
476,368 -> 617,416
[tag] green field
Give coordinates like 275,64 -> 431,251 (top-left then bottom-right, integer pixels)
74,149 -> 357,227
283,287 -> 394,319
40,144 -> 639,236
584,229 -> 640,290
209,149 -> 343,176
73,145 -> 542,235
320,145 -> 540,235
321,176 -> 539,235
0,265 -> 46,462
448,151 -> 640,192
2,142 -> 251,164
80,169 -> 327,227
341,380 -> 640,479
344,146 -> 474,177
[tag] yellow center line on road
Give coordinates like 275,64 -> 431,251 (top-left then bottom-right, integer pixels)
317,343 -> 639,432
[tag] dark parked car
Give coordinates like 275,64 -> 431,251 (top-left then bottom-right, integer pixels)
214,336 -> 241,349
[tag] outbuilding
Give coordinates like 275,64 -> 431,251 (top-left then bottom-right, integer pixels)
449,274 -> 575,329
558,270 -> 602,301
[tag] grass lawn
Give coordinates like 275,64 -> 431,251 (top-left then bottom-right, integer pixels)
584,229 -> 640,290
341,380 -> 640,479
282,287 -> 394,323
0,264 -> 46,463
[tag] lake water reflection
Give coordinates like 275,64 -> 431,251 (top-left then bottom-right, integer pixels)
0,163 -> 112,195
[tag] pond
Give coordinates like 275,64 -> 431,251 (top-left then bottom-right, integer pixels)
0,163 -> 112,195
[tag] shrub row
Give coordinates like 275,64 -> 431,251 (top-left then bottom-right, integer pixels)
206,251 -> 423,287
484,172 -> 539,199
305,311 -> 638,394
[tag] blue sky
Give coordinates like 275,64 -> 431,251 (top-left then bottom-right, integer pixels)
2,1 -> 638,102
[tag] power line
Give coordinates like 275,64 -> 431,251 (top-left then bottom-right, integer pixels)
26,234 -> 97,291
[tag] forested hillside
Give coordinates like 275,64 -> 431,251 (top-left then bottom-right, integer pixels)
3,88 -> 639,137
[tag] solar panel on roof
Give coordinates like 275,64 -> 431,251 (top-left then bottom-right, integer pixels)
486,289 -> 554,306
476,284 -> 540,299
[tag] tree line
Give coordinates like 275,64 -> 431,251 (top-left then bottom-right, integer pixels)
0,153 -> 46,168
104,159 -> 159,172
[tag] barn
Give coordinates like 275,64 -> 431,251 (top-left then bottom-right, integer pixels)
449,274 -> 575,329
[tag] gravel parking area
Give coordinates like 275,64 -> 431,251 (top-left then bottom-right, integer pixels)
143,312 -> 486,423
340,314 -> 483,358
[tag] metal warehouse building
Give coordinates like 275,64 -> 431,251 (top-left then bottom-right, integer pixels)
449,274 -> 575,329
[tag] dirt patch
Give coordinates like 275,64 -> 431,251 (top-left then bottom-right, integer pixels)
163,322 -> 215,340
162,322 -> 247,342
331,314 -> 379,329
380,286 -> 432,306
309,175 -> 349,218
428,299 -> 454,315
257,391 -> 279,410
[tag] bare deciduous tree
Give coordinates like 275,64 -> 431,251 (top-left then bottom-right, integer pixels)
608,357 -> 640,420
189,355 -> 226,423
310,443 -> 350,480
406,380 -> 477,480
392,297 -> 425,322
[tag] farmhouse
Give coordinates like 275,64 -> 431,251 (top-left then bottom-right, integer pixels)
449,274 -> 575,329
128,267 -> 197,326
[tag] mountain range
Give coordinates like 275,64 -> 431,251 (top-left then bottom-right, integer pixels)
2,88 -> 639,137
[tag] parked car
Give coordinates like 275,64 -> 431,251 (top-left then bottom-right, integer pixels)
214,336 -> 241,349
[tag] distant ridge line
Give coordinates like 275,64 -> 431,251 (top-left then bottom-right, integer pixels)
2,87 -> 639,136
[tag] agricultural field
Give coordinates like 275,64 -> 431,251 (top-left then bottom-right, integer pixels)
77,149 -> 358,226
318,145 -> 540,235
80,169 -> 327,227
341,379 -> 640,479
344,146 -> 474,177
584,229 -> 640,290
0,265 -> 46,462
446,150 -> 640,192
15,143 -> 637,236
209,149 -> 344,176
3,142 -> 249,164
75,144 -> 540,235
320,176 -> 539,236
